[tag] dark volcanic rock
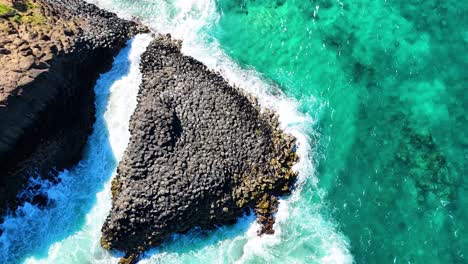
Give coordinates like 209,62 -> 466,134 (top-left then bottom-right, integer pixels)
101,35 -> 298,262
0,0 -> 146,217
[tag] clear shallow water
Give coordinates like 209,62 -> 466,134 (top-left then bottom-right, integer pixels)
211,0 -> 468,263
1,0 -> 466,263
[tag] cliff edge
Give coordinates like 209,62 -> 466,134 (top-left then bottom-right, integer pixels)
0,0 -> 145,218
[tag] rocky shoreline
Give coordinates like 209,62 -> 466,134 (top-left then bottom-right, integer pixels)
1,1 -> 298,262
0,0 -> 145,218
101,35 -> 298,263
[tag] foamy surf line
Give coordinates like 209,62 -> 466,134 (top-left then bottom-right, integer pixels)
182,34 -> 353,264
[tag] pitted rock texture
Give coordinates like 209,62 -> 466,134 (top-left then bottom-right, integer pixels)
0,0 -> 145,217
101,35 -> 297,262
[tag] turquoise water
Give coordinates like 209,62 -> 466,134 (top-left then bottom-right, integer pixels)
1,0 -> 467,263
212,0 -> 468,262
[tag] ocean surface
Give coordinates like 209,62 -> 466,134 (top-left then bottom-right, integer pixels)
0,0 -> 466,263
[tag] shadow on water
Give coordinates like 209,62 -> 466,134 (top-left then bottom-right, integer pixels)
0,38 -> 136,263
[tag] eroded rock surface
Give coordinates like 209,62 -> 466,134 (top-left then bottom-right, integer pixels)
101,35 -> 297,263
0,0 -> 145,217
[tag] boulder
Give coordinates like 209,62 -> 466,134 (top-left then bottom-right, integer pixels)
101,35 -> 298,263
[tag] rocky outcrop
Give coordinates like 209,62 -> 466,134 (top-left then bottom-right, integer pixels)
101,35 -> 298,263
0,0 -> 145,217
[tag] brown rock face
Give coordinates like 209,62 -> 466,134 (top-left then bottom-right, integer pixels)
0,0 -> 145,218
101,35 -> 298,263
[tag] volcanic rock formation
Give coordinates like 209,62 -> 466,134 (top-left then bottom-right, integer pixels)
0,0 -> 146,217
101,35 -> 298,263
